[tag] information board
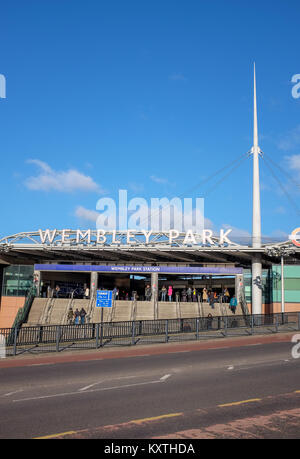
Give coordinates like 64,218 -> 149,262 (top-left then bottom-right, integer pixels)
96,290 -> 113,308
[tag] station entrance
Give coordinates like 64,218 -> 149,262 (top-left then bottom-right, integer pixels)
38,265 -> 239,302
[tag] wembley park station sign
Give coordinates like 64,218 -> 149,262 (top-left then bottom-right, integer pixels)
37,228 -> 234,247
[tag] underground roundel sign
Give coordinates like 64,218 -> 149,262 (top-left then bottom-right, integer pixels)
290,228 -> 300,247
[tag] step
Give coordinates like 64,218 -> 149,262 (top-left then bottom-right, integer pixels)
157,302 -> 177,319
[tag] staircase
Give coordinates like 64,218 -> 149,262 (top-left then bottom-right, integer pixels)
179,301 -> 199,319
21,297 -> 245,328
135,301 -> 154,321
110,300 -> 133,322
157,302 -> 177,319
26,298 -> 48,325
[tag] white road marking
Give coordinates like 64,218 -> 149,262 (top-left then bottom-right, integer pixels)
160,374 -> 171,381
2,389 -> 24,397
79,375 -> 138,392
13,374 -> 172,403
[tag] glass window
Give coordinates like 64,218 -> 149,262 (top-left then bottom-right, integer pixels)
2,265 -> 34,297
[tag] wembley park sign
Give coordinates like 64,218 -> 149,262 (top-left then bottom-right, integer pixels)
37,228 -> 234,247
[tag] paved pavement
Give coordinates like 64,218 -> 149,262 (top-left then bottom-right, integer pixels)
0,332 -> 300,439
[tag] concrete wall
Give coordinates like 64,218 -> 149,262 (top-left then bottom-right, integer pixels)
0,296 -> 25,328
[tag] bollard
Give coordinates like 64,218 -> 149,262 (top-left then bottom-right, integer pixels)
251,315 -> 254,335
223,317 -> 228,337
196,318 -> 199,340
131,321 -> 136,345
56,326 -> 61,352
275,314 -> 279,333
95,323 -> 100,348
13,327 -> 18,356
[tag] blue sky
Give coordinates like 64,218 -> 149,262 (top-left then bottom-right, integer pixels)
0,0 -> 300,242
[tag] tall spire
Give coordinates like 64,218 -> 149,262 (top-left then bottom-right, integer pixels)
253,62 -> 258,149
252,62 -> 261,249
251,62 -> 262,315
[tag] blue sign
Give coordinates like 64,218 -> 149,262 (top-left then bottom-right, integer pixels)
35,264 -> 243,275
96,290 -> 113,308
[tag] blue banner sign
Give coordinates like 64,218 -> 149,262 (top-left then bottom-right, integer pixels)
35,264 -> 243,275
96,290 -> 113,308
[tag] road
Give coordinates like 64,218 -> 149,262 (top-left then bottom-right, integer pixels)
1,334 -> 300,439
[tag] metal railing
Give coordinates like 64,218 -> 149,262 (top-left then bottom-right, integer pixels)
1,312 -> 300,356
10,286 -> 37,330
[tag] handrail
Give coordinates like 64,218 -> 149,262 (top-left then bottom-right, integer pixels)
10,286 -> 36,329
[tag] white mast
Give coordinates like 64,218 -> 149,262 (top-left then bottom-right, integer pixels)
251,63 -> 262,314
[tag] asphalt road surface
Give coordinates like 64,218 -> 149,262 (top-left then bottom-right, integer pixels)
1,334 -> 300,439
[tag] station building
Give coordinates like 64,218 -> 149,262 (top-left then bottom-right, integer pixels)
0,229 -> 300,328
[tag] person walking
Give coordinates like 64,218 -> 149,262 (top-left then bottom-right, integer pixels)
230,295 -> 238,314
202,288 -> 208,303
209,291 -> 215,309
168,285 -> 173,302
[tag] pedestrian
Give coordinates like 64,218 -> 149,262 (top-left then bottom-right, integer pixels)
112,286 -> 118,300
209,291 -> 215,309
181,289 -> 187,302
145,285 -> 152,301
207,313 -> 213,330
67,307 -> 74,325
55,285 -> 60,298
224,287 -> 230,303
161,285 -> 167,301
80,307 -> 87,324
187,287 -> 192,302
168,285 -> 173,302
192,288 -> 197,302
47,285 -> 52,298
74,308 -> 80,325
202,288 -> 208,303
84,286 -> 90,300
230,295 -> 238,314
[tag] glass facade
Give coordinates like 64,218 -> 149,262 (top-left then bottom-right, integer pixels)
244,265 -> 300,304
1,265 -> 34,297
271,265 -> 300,303
1,263 -> 300,303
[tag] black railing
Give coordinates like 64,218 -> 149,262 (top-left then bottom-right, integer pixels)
1,312 -> 299,356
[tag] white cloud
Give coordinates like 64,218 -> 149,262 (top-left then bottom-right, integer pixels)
286,154 -> 300,176
25,159 -> 102,193
150,175 -> 169,184
75,206 -> 99,222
